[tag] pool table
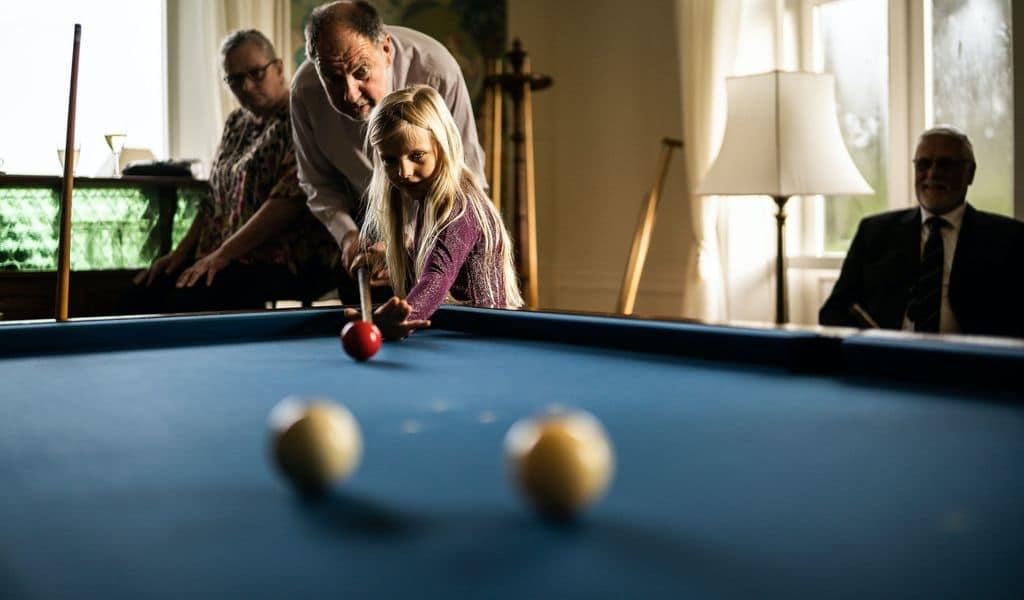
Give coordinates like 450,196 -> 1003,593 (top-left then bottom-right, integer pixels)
1,306 -> 1022,598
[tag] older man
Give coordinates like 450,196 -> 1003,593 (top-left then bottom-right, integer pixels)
290,0 -> 486,276
819,126 -> 1024,337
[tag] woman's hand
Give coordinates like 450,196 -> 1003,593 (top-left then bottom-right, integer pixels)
134,251 -> 189,287
176,249 -> 232,288
344,296 -> 430,341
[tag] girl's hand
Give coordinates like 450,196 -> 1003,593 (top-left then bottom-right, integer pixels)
349,296 -> 430,341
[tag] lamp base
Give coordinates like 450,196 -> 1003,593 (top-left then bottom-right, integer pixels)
773,196 -> 790,325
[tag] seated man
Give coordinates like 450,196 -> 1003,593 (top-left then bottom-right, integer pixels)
820,126 -> 1024,338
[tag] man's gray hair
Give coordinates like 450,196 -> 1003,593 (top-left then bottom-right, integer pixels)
220,29 -> 278,62
919,125 -> 975,163
305,1 -> 386,61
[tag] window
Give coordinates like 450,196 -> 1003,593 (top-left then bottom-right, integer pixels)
0,1 -> 166,176
806,0 -> 1015,256
813,0 -> 890,252
931,0 -> 1013,217
0,2 -> 172,272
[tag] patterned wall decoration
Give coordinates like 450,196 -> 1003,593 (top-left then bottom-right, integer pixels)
290,0 -> 506,112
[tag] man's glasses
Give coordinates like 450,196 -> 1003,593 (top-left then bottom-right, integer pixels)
913,157 -> 969,172
223,59 -> 280,87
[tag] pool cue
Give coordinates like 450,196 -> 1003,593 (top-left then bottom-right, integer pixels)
849,303 -> 880,329
520,53 -> 539,309
357,267 -> 373,323
56,24 -> 82,322
616,138 -> 683,315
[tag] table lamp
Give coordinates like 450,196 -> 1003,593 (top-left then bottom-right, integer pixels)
696,71 -> 873,324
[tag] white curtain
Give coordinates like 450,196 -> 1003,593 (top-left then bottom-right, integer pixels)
212,0 -> 293,121
166,0 -> 292,168
675,0 -> 740,322
715,0 -> 797,324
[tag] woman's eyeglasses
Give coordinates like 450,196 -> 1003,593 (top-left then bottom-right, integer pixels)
223,59 -> 280,87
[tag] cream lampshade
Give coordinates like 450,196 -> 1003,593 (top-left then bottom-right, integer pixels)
696,70 -> 873,324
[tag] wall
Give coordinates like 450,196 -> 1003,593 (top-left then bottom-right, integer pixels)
508,0 -> 694,316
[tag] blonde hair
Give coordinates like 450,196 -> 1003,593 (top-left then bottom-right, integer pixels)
362,85 -> 522,308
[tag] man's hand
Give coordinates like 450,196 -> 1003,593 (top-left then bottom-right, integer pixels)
133,251 -> 189,287
344,296 -> 430,341
340,230 -> 361,273
176,249 -> 232,288
345,233 -> 389,287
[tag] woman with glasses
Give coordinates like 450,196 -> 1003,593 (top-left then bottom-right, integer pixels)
128,29 -> 337,313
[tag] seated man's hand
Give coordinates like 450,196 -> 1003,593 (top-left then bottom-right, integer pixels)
344,296 -> 430,341
134,251 -> 188,287
176,249 -> 231,288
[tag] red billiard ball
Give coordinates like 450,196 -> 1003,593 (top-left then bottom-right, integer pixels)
341,320 -> 382,361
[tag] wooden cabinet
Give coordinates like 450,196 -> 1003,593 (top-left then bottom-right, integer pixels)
0,270 -> 137,320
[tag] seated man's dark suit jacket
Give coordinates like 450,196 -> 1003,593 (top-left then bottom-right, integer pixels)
819,202 -> 1024,338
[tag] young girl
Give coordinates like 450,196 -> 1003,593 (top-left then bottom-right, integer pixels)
349,85 -> 523,340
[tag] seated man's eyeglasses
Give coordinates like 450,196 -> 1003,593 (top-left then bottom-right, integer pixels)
913,157 -> 969,171
223,59 -> 280,87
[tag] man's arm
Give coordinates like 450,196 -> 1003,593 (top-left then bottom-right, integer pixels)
819,221 -> 869,327
290,84 -> 360,248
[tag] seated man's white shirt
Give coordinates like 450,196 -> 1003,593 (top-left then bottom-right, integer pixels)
902,202 -> 966,334
290,25 -> 487,246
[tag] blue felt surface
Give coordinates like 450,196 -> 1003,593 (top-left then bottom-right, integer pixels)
1,324 -> 1023,599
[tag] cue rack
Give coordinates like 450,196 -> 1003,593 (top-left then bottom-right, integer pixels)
481,39 -> 551,310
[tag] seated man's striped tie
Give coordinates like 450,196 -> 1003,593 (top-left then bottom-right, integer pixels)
907,216 -> 948,333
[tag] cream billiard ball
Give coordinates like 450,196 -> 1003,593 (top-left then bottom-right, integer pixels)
504,410 -> 615,518
268,397 -> 363,494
